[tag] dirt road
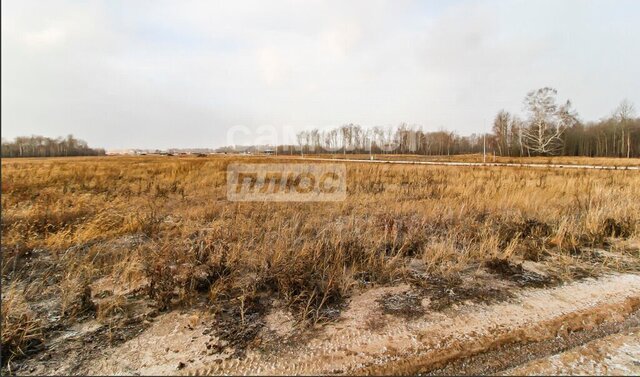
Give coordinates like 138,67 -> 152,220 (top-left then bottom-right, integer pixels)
501,329 -> 640,376
55,274 -> 639,376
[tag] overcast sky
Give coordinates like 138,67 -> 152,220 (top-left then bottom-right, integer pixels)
2,0 -> 639,150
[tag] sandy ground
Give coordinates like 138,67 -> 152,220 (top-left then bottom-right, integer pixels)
12,274 -> 640,375
79,274 -> 640,375
501,329 -> 640,375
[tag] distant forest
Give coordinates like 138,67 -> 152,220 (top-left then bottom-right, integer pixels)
293,89 -> 640,158
1,135 -> 106,158
3,89 -> 638,159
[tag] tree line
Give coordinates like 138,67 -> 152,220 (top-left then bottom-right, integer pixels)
1,135 -> 106,158
294,88 -> 639,157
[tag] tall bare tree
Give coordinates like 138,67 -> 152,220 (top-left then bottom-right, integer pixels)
521,87 -> 578,155
492,110 -> 511,156
614,99 -> 636,158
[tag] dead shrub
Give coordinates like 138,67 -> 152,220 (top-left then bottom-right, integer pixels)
1,287 -> 43,366
60,279 -> 96,318
601,217 -> 633,238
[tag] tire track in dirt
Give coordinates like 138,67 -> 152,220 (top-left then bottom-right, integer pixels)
499,328 -> 640,375
422,311 -> 640,375
186,274 -> 640,376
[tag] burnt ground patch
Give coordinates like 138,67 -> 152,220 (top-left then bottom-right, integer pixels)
485,258 -> 555,288
425,281 -> 514,311
2,304 -> 155,376
377,290 -> 424,319
211,294 -> 269,358
405,275 -> 514,312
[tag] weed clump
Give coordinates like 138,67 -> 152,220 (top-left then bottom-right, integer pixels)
1,288 -> 43,366
601,218 -> 633,238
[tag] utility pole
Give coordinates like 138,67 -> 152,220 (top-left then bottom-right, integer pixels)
369,136 -> 373,160
483,134 -> 486,163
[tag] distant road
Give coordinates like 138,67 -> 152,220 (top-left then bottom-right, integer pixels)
272,156 -> 640,171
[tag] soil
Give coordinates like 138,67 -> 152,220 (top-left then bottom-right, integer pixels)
424,309 -> 640,375
377,290 -> 424,319
186,273 -> 640,376
6,272 -> 640,376
500,329 -> 640,375
484,258 -> 554,287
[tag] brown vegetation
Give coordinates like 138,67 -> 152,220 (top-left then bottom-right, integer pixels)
1,155 -> 639,369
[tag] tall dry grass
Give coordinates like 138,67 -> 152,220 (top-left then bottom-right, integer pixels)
1,155 -> 639,362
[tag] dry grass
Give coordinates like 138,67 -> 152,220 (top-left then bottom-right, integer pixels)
1,155 -> 639,365
1,285 -> 43,366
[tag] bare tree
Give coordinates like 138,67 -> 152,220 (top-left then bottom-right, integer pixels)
509,115 -> 524,157
339,124 -> 359,154
521,87 -> 578,155
296,131 -> 308,156
492,110 -> 511,156
309,129 -> 320,153
614,99 -> 636,158
1,135 -> 105,158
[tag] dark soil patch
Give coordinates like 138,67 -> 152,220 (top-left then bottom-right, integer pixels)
213,295 -> 269,358
0,337 -> 44,370
377,291 -> 424,319
567,247 -> 605,263
426,283 -> 513,311
411,275 -> 514,312
2,308 -> 154,376
485,258 -> 554,288
566,265 -> 599,280
314,301 -> 346,323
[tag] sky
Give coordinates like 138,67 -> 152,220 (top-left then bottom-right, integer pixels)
2,0 -> 639,150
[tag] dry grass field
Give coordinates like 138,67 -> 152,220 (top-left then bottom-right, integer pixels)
2,155 -> 640,373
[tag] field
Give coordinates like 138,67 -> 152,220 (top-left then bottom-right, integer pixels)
2,155 -> 640,374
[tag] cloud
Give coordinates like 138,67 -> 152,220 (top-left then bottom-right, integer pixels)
320,22 -> 363,59
23,26 -> 67,49
2,0 -> 639,149
257,47 -> 287,86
